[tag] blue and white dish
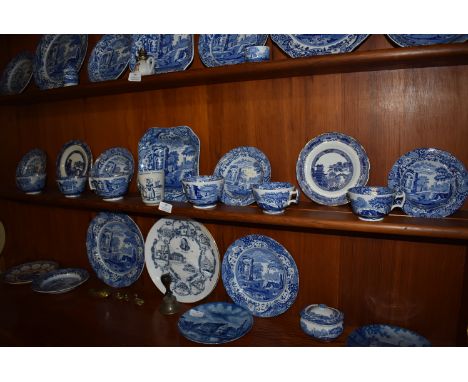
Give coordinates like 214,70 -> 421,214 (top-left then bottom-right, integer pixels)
300,304 -> 344,341
387,34 -> 468,47
388,148 -> 468,218
347,324 -> 431,347
91,147 -> 134,178
56,140 -> 92,178
16,174 -> 47,194
33,34 -> 88,90
145,217 -> 220,303
0,51 -> 34,95
16,148 -> 47,177
182,175 -> 224,209
89,174 -> 132,201
244,46 -> 270,62
178,302 -> 253,344
128,35 -> 194,74
214,146 -> 271,206
88,34 -> 132,82
198,34 -> 268,67
222,234 -> 299,317
252,182 -> 300,214
57,176 -> 87,198
138,126 -> 199,201
31,268 -> 89,294
86,212 -> 145,288
296,132 -> 370,206
271,35 -> 369,58
3,260 -> 59,284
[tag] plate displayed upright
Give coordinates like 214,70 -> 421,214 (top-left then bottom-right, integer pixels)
56,140 -> 93,178
88,34 -> 132,82
347,324 -> 431,347
86,212 -> 145,288
16,148 -> 47,177
3,260 -> 59,284
0,51 -> 34,95
198,34 -> 268,67
32,268 -> 89,294
271,34 -> 369,58
387,34 -> 468,47
33,34 -> 88,90
222,234 -> 299,317
388,148 -> 468,218
91,147 -> 134,177
178,302 -> 253,344
145,217 -> 220,303
138,126 -> 199,201
296,132 -> 370,205
214,146 -> 271,206
0,221 -> 5,256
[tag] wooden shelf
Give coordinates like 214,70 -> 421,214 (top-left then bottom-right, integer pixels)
1,43 -> 468,105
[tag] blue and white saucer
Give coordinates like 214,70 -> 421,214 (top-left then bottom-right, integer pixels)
388,148 -> 468,218
16,148 -> 47,177
56,140 -> 93,178
0,51 -> 34,95
31,268 -> 89,294
387,34 -> 468,47
3,260 -> 59,284
91,147 -> 134,178
296,132 -> 369,206
214,146 -> 271,206
222,234 -> 299,317
347,324 -> 431,347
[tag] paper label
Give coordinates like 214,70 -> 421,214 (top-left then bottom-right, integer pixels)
128,72 -> 142,82
158,201 -> 173,214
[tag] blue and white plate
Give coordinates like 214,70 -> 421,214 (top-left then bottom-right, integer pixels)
347,324 -> 431,347
198,34 -> 268,67
145,217 -> 220,303
90,147 -> 134,178
31,268 -> 89,294
3,260 -> 59,284
0,51 -> 34,95
88,34 -> 132,82
16,148 -> 47,177
388,148 -> 468,218
56,140 -> 93,178
214,146 -> 271,206
86,212 -> 145,288
128,34 -> 194,74
178,302 -> 253,344
33,34 -> 88,90
222,234 -> 299,317
387,34 -> 468,47
271,35 -> 369,58
296,132 -> 369,206
139,126 -> 199,201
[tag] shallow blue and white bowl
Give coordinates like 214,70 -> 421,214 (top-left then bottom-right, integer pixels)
57,176 -> 87,198
300,304 -> 344,341
182,175 -> 224,209
16,174 -> 46,194
89,173 -> 131,201
244,46 -> 270,62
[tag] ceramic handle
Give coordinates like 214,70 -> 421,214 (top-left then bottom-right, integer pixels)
287,188 -> 300,206
89,177 -> 96,190
391,190 -> 406,210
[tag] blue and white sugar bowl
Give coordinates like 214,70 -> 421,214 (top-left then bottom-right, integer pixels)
300,304 -> 344,341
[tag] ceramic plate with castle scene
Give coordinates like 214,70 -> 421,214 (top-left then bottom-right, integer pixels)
178,302 -> 254,344
214,146 -> 271,206
296,132 -> 370,206
222,234 -> 299,318
86,212 -> 145,288
144,217 -> 220,303
90,147 -> 134,177
347,324 -> 431,347
0,51 -> 34,95
16,148 -> 47,177
56,140 -> 93,178
3,260 -> 59,284
387,148 -> 468,218
198,34 -> 268,67
387,34 -> 468,47
32,268 -> 89,294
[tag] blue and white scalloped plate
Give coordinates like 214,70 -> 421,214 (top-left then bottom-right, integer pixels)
90,147 -> 134,178
271,35 -> 368,58
0,51 -> 34,95
16,148 -> 47,177
347,324 -> 431,347
296,132 -> 369,205
199,34 -> 268,67
388,148 -> 468,218
56,140 -> 93,178
178,302 -> 253,344
387,34 -> 468,47
86,212 -> 145,288
214,146 -> 271,206
32,268 -> 89,294
3,260 -> 59,284
222,234 -> 299,318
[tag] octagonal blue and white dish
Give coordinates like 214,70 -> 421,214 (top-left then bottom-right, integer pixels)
271,35 -> 369,58
56,140 -> 93,178
0,51 -> 34,95
88,34 -> 132,82
86,212 -> 145,288
90,147 -> 134,178
387,34 -> 468,47
296,132 -> 369,206
347,324 -> 431,347
198,34 -> 268,67
178,302 -> 253,344
32,268 -> 89,294
222,234 -> 299,317
388,148 -> 468,218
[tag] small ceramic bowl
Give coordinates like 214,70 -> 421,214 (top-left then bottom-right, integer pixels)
16,173 -> 46,194
252,182 -> 299,214
244,46 -> 270,62
300,304 -> 344,341
182,175 -> 224,209
57,176 -> 87,198
89,173 -> 131,201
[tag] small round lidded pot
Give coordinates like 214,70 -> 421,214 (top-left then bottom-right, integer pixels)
300,304 -> 344,341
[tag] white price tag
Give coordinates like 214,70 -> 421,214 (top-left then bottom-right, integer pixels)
158,201 -> 173,214
128,72 -> 142,82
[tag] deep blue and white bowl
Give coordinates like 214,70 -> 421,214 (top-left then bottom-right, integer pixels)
182,175 -> 224,209
244,46 -> 270,62
57,176 -> 87,198
16,174 -> 46,194
89,173 -> 131,201
300,304 -> 344,341
252,182 -> 299,214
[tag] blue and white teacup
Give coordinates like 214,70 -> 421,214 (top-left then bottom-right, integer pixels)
347,186 -> 405,221
57,176 -> 87,198
16,174 -> 46,194
182,175 -> 224,209
244,46 -> 270,62
300,304 -> 344,341
252,182 -> 299,214
89,174 -> 131,201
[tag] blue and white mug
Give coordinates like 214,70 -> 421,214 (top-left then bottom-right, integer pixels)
252,182 -> 299,214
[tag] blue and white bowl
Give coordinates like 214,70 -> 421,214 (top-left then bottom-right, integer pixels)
16,174 -> 46,194
182,175 -> 224,209
252,182 -> 299,214
244,46 -> 270,62
57,176 -> 87,198
300,304 -> 344,341
89,174 -> 131,201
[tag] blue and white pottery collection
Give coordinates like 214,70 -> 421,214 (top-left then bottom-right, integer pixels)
252,181 -> 299,214
387,34 -> 468,47
16,148 -> 47,194
182,175 -> 224,209
347,324 -> 431,347
31,268 -> 89,294
244,46 -> 270,62
300,304 -> 344,341
0,51 -> 34,95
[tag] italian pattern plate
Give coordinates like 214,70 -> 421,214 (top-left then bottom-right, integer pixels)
3,260 -> 59,284
0,51 -> 34,95
33,34 -> 88,90
16,148 -> 47,177
387,148 -> 468,218
214,146 -> 271,206
222,234 -> 299,317
387,34 -> 468,47
139,126 -> 199,201
198,34 -> 268,67
31,268 -> 89,294
296,132 -> 369,205
56,140 -> 93,178
86,212 -> 145,288
90,147 -> 134,177
271,34 -> 369,58
88,34 -> 132,82
128,34 -> 194,74
347,324 -> 431,347
178,302 -> 253,344
145,217 -> 220,303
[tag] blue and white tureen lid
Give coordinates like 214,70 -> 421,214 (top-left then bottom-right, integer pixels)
300,304 -> 344,325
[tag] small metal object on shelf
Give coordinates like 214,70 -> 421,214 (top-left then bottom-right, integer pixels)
159,273 -> 180,315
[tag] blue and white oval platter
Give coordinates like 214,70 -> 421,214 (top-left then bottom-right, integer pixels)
347,324 -> 431,347
387,34 -> 468,47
